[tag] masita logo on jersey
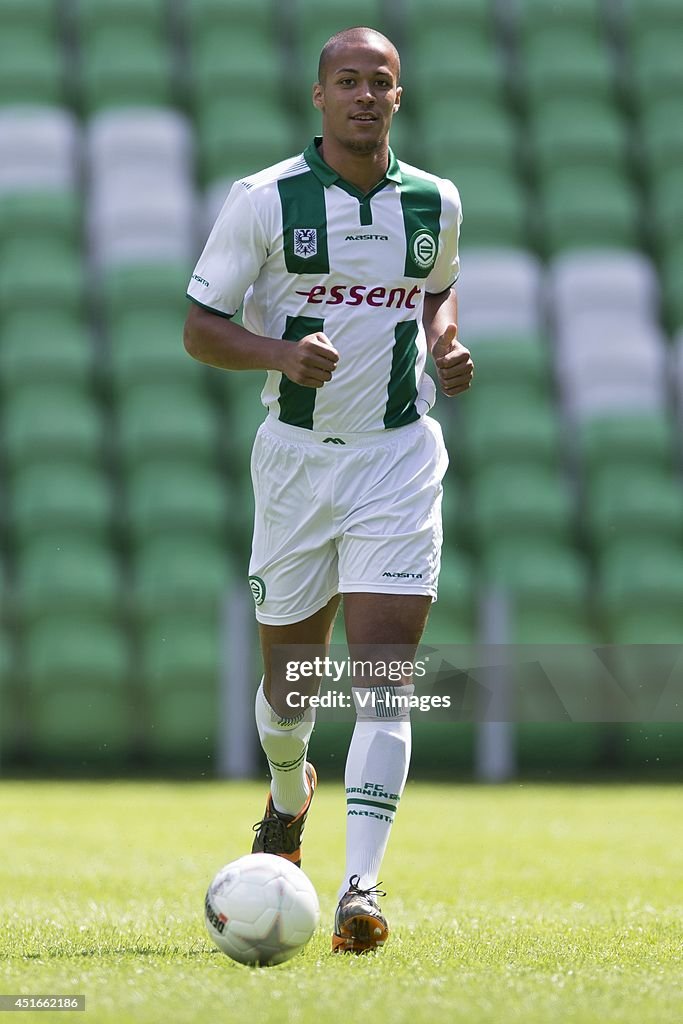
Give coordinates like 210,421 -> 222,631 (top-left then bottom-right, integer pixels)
295,284 -> 422,309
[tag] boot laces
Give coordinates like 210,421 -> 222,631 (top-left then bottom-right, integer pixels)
252,813 -> 287,852
348,874 -> 386,900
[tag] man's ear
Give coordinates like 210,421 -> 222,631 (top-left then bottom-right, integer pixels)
312,82 -> 324,112
393,85 -> 402,114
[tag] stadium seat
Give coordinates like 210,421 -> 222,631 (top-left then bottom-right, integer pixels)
0,0 -> 60,37
108,311 -> 200,390
89,179 -> 197,269
455,249 -> 543,339
116,384 -> 218,468
540,169 -> 640,254
586,471 -> 683,550
629,28 -> 683,106
651,167 -> 683,255
464,336 -> 550,402
463,399 -> 562,473
0,31 -> 64,106
444,166 -> 527,248
409,26 -> 503,104
548,250 -> 659,323
522,38 -> 615,105
483,541 -> 590,615
185,0 -> 273,43
125,463 -> 230,540
2,385 -> 103,469
293,0 -> 385,75
530,98 -> 628,175
0,190 -> 81,253
73,0 -> 167,35
640,100 -> 683,176
0,239 -> 85,320
554,326 -> 667,390
622,0 -> 683,33
0,107 -> 79,192
600,542 -> 683,620
515,0 -> 602,36
425,100 -> 518,170
404,0 -> 495,35
101,263 -> 191,323
661,242 -> 683,330
0,313 -> 92,390
87,109 -> 194,181
190,32 -> 283,112
10,464 -> 113,543
144,686 -> 217,760
197,99 -> 295,184
132,536 -> 235,614
576,413 -> 678,480
470,465 -> 576,549
78,29 -> 174,113
14,537 -> 121,619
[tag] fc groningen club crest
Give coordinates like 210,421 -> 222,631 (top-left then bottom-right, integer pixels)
293,228 -> 317,259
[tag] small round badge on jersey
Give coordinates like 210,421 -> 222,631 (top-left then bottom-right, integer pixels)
409,229 -> 438,271
248,575 -> 266,605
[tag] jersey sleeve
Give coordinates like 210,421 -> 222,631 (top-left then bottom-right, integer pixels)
187,181 -> 268,317
425,178 -> 462,294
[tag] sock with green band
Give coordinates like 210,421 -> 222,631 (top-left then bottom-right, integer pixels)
255,679 -> 315,817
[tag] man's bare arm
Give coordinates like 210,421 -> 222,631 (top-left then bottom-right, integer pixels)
422,287 -> 473,397
183,303 -> 339,388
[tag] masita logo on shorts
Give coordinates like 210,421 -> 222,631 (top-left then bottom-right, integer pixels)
248,575 -> 266,605
295,284 -> 422,309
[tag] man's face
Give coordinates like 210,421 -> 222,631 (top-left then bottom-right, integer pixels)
313,42 -> 402,155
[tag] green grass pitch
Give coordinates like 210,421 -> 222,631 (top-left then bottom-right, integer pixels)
2,781 -> 682,1023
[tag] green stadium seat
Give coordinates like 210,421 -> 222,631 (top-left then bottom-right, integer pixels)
484,540 -> 589,610
470,465 -> 575,549
576,413 -> 678,480
73,0 -> 168,34
0,0 -> 60,37
0,31 -> 64,105
463,399 -> 562,473
443,165 -> 527,246
530,100 -> 629,173
586,472 -> 683,550
0,191 -> 80,251
125,463 -> 230,540
409,29 -> 503,104
10,463 -> 113,543
651,167 -> 683,255
523,40 -> 614,104
2,385 -> 103,469
15,537 -> 121,619
190,32 -> 283,111
108,311 -> 201,390
141,613 -> 220,690
600,542 -> 683,631
516,0 -> 602,36
79,29 -> 174,113
630,29 -> 683,106
466,337 -> 550,399
510,608 -> 597,645
25,617 -> 132,758
0,313 -> 92,390
116,384 -> 218,467
623,0 -> 683,33
145,686 -> 217,760
660,241 -> 683,329
0,240 -> 85,319
102,263 -> 190,324
198,99 -> 295,184
640,100 -> 683,177
425,101 -> 517,170
293,0 -> 385,77
133,536 -> 235,614
540,168 -> 640,254
185,0 -> 273,44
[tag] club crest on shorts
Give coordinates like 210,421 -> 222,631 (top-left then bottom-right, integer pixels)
293,228 -> 318,259
248,575 -> 266,605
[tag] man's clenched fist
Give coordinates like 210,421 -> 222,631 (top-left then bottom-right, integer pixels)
432,324 -> 473,397
282,331 -> 339,388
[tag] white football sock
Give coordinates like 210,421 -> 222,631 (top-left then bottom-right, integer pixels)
338,685 -> 412,900
254,679 -> 315,817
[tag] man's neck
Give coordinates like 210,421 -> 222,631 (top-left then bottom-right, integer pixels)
318,136 -> 390,195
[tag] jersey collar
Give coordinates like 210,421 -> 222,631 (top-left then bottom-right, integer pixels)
304,137 -> 402,196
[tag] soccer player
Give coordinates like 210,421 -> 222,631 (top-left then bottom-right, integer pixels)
184,26 -> 473,953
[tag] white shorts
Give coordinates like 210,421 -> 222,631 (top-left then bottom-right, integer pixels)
248,415 -> 449,625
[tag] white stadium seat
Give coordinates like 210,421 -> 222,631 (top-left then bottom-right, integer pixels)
549,249 -> 660,323
87,108 -> 194,180
0,106 -> 79,191
456,248 -> 544,339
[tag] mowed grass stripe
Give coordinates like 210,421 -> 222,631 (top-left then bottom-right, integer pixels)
1,782 -> 681,1024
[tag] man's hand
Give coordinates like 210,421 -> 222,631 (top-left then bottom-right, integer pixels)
432,323 -> 473,397
281,332 -> 339,388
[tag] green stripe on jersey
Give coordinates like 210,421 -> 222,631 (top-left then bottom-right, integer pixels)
278,171 -> 330,274
399,173 -> 443,278
384,320 -> 420,428
278,315 -> 325,428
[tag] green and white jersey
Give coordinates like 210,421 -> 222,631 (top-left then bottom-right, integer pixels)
187,138 -> 462,433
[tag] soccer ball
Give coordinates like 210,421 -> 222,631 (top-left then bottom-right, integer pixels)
204,853 -> 320,966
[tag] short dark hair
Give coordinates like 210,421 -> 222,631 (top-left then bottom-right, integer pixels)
317,27 -> 401,84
